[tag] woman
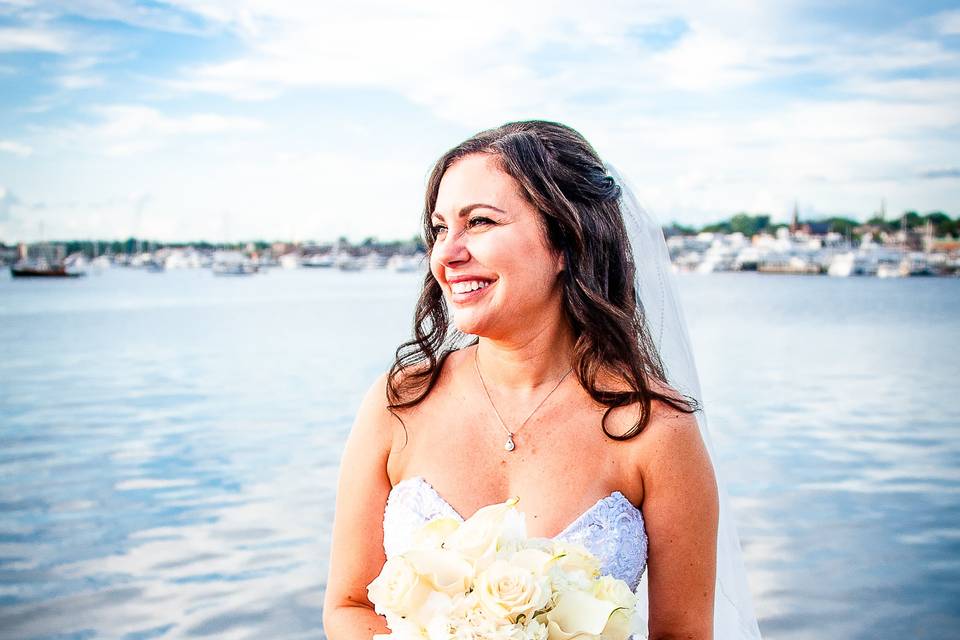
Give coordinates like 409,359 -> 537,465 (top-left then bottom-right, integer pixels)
323,121 -> 760,639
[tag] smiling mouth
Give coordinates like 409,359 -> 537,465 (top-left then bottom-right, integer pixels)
449,279 -> 496,299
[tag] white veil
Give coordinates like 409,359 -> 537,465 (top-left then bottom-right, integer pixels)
607,164 -> 762,639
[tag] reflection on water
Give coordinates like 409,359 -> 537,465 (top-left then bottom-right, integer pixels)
687,274 -> 960,639
0,269 -> 957,639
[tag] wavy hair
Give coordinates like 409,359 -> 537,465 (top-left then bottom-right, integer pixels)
386,120 -> 698,440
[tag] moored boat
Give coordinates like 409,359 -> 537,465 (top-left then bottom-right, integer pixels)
10,260 -> 85,278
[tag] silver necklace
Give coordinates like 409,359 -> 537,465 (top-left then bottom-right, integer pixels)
474,346 -> 574,452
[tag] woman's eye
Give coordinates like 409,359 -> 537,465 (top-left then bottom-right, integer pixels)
468,217 -> 494,227
430,224 -> 447,234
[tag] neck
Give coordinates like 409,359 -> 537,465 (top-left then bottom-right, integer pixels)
474,316 -> 576,392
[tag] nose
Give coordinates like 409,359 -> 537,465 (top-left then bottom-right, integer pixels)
432,228 -> 470,268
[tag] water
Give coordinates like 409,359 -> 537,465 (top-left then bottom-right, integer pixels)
0,268 -> 957,639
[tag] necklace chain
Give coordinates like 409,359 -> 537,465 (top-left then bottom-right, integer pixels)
474,346 -> 574,452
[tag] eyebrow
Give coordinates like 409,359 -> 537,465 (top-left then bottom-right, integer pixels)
430,203 -> 506,220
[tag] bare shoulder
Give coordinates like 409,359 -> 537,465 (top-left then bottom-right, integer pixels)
350,370 -> 400,456
382,350 -> 461,416
598,373 -> 696,438
637,387 -> 718,637
635,402 -> 706,469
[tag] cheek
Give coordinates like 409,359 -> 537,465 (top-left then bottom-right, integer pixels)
428,252 -> 443,283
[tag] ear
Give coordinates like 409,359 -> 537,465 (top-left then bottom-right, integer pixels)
556,250 -> 565,274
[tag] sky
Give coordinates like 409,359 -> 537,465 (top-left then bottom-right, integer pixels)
0,0 -> 959,243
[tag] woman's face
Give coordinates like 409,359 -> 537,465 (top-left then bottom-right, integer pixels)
429,153 -> 565,339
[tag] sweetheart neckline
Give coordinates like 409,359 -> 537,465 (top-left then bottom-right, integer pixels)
390,475 -> 644,541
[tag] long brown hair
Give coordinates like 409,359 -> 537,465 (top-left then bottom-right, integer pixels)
387,120 -> 698,440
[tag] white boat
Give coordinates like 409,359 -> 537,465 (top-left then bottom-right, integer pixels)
734,247 -> 761,271
876,263 -> 904,278
336,253 -> 364,271
827,252 -> 877,277
901,253 -> 934,277
163,249 -> 203,269
303,253 -> 334,268
91,255 -> 113,270
213,262 -> 257,276
695,255 -> 735,273
212,250 -> 258,276
758,254 -> 821,275
387,253 -> 427,272
279,253 -> 301,269
362,252 -> 388,269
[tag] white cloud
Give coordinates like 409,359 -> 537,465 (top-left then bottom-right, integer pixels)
0,185 -> 22,223
0,26 -> 70,52
93,105 -> 263,137
935,9 -> 960,35
38,105 -> 267,156
651,26 -> 762,91
0,140 -> 33,156
57,73 -> 105,90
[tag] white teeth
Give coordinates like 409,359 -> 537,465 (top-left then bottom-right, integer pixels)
451,280 -> 492,294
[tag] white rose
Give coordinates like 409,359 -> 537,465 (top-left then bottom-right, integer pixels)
591,575 -> 635,609
475,559 -> 551,624
550,541 -> 600,578
446,498 -> 526,572
368,555 -> 431,619
404,548 -> 474,597
508,548 -> 553,575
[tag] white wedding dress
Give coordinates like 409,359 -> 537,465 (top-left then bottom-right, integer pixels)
383,476 -> 649,592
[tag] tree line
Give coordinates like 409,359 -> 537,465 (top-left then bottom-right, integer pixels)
669,210 -> 958,238
13,211 -> 959,257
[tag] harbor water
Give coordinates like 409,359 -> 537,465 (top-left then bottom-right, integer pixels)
0,268 -> 958,639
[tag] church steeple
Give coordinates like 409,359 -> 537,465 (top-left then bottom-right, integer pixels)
790,200 -> 799,232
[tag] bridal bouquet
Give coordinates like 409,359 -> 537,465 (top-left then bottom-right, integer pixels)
368,497 -> 645,640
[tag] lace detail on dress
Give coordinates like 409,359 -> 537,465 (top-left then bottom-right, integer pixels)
556,491 -> 648,591
382,476 -> 461,559
382,476 -> 648,590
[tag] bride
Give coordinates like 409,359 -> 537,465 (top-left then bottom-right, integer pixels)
322,121 -> 761,639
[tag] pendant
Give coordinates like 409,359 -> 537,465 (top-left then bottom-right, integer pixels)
504,436 -> 516,452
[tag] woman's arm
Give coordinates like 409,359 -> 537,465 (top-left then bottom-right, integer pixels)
640,408 -> 720,640
322,372 -> 396,639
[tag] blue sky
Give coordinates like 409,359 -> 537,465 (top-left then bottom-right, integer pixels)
1,1 -> 958,243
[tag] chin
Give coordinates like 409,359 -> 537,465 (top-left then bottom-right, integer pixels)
450,310 -> 490,337
451,317 -> 482,337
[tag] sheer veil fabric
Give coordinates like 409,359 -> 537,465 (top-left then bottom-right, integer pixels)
607,164 -> 762,639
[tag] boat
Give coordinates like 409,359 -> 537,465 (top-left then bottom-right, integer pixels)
900,253 -> 934,277
278,253 -> 302,269
302,253 -> 334,268
212,262 -> 258,276
876,263 -> 904,278
387,253 -> 427,272
335,252 -> 364,271
211,250 -> 259,276
10,258 -> 85,278
827,252 -> 877,277
758,255 -> 821,275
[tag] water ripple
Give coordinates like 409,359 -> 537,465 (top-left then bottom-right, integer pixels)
1,270 -> 958,639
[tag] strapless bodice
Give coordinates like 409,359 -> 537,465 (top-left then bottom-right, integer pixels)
382,476 -> 648,590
